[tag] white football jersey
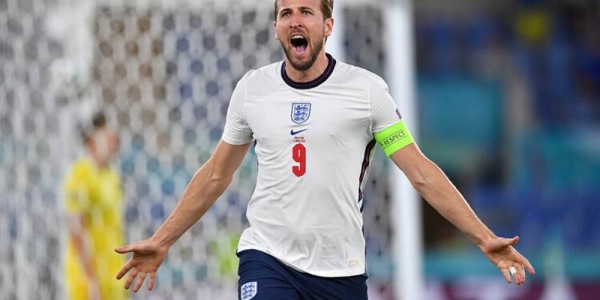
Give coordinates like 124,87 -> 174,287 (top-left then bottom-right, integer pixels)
222,54 -> 403,277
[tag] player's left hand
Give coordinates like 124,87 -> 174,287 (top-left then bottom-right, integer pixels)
479,236 -> 535,285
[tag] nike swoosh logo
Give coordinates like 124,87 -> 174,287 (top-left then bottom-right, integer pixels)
290,129 -> 308,135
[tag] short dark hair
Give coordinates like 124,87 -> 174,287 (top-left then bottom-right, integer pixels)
80,112 -> 107,143
274,0 -> 334,20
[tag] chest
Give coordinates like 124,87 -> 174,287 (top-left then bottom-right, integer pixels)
87,171 -> 122,209
244,89 -> 371,144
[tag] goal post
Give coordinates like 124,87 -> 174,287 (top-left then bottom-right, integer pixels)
385,0 -> 424,299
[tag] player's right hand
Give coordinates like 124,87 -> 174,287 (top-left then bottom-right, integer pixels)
115,239 -> 169,292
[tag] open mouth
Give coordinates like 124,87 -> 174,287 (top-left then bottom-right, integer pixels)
290,34 -> 308,54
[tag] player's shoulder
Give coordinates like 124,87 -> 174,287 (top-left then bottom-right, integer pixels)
64,158 -> 94,185
69,158 -> 94,174
333,61 -> 389,90
237,62 -> 281,86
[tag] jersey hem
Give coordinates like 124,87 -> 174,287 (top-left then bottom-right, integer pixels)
236,245 -> 366,278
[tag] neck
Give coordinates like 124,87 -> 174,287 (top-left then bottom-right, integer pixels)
285,51 -> 329,82
88,148 -> 109,169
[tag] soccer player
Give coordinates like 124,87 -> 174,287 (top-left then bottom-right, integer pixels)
64,112 -> 127,300
115,0 -> 535,299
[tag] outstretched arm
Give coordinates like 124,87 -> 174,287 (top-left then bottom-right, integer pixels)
150,140 -> 250,247
115,140 -> 251,291
390,143 -> 535,285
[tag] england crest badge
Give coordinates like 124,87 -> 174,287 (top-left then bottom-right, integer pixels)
241,281 -> 258,300
291,103 -> 311,124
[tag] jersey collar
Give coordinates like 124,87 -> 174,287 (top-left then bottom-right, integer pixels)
281,53 -> 336,90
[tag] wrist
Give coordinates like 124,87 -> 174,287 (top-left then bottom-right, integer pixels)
150,233 -> 173,251
470,230 -> 496,247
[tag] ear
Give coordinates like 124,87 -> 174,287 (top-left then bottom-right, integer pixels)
274,21 -> 279,40
324,17 -> 334,38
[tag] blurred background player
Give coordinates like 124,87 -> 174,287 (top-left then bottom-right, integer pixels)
63,112 -> 127,300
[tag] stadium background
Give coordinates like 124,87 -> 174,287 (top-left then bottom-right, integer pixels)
1,0 -> 600,299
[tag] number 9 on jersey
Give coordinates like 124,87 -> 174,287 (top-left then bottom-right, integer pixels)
292,143 -> 306,177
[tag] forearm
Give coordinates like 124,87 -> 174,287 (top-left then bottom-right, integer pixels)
69,218 -> 96,279
152,159 -> 231,248
411,160 -> 495,246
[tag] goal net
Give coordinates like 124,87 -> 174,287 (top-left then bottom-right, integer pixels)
0,0 -> 393,299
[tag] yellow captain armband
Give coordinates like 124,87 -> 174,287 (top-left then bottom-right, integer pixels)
374,120 -> 414,156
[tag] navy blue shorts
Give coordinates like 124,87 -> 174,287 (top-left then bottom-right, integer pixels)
237,250 -> 368,300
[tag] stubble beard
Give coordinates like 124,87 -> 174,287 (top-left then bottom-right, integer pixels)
281,37 -> 325,72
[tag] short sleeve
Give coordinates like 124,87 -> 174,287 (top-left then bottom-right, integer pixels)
222,71 -> 254,145
369,78 -> 403,133
63,162 -> 91,214
369,77 -> 415,156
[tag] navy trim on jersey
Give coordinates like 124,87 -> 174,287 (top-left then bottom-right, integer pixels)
281,53 -> 337,90
358,139 -> 377,213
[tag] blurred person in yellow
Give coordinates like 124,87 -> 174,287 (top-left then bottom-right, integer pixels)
63,111 -> 127,300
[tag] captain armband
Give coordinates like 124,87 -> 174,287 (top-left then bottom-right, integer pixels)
373,120 -> 414,157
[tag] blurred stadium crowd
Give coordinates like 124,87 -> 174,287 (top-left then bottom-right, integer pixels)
407,1 -> 600,298
413,0 -> 600,267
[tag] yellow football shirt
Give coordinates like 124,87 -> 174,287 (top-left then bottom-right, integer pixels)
64,158 -> 127,300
